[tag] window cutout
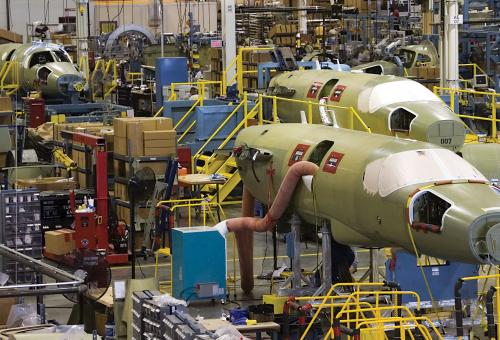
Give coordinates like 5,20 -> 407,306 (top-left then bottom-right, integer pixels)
37,67 -> 52,84
411,191 -> 451,231
362,65 -> 384,75
6,49 -> 15,61
29,51 -> 54,68
308,140 -> 334,166
318,79 -> 339,99
389,107 -> 416,133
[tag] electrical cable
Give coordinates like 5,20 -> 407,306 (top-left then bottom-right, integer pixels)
405,187 -> 446,334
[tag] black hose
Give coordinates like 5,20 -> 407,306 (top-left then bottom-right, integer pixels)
486,286 -> 496,339
454,279 -> 464,337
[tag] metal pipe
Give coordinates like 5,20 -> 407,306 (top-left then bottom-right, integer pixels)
291,213 -> 302,289
0,286 -> 84,298
0,245 -> 82,283
6,0 -> 11,30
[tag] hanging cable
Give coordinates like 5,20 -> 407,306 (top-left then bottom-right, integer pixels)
405,186 -> 446,335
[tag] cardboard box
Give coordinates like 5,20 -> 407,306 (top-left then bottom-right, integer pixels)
143,130 -> 176,140
144,139 -> 176,148
144,146 -> 176,156
16,177 -> 76,191
0,297 -> 17,325
126,122 -> 144,156
157,117 -> 173,130
78,171 -> 87,189
44,229 -> 75,255
114,182 -> 129,201
114,137 -> 127,156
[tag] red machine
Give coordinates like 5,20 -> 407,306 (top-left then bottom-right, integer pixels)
45,132 -> 128,265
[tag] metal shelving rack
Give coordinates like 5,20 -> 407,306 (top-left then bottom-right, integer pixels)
0,189 -> 43,284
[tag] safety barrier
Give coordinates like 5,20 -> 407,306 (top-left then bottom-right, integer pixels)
459,63 -> 497,87
259,94 -> 371,132
455,271 -> 500,340
222,47 -> 274,97
155,197 -> 237,297
0,61 -> 19,95
91,59 -> 118,100
433,86 -> 499,142
298,282 -> 441,340
78,55 -> 89,81
166,80 -> 222,103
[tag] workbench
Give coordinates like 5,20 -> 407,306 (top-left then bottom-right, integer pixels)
199,318 -> 280,340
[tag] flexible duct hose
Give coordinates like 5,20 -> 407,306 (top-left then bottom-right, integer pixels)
216,161 -> 318,293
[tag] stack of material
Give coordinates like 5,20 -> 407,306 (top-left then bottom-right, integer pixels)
268,24 -> 298,47
408,66 -> 440,90
236,12 -> 274,44
113,117 -> 175,226
113,117 -> 176,157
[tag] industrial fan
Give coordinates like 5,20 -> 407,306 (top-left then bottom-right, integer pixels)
62,248 -> 112,309
128,167 -> 156,278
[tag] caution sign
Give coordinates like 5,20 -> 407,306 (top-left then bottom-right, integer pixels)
330,85 -> 346,102
306,82 -> 323,99
323,151 -> 344,173
288,144 -> 310,166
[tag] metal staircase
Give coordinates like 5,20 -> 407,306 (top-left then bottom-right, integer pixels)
200,153 -> 241,203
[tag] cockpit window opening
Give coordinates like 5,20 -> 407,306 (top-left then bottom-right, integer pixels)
308,140 -> 334,166
54,50 -> 70,62
6,49 -> 15,61
409,190 -> 452,229
29,51 -> 54,67
362,65 -> 384,75
389,107 -> 417,133
318,79 -> 339,98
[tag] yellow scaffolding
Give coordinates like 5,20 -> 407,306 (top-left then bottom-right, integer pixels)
433,86 -> 499,142
91,59 -> 118,100
0,61 -> 20,95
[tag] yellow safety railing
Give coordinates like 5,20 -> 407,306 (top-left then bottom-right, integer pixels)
195,95 -> 262,174
259,94 -> 372,133
78,55 -> 89,81
91,59 -> 118,100
433,86 -> 499,141
173,97 -> 202,131
459,63 -> 497,86
457,272 -> 500,340
300,282 -> 425,340
127,72 -> 143,83
156,197 -> 237,297
191,93 -> 251,173
0,61 -> 20,95
221,47 -> 274,98
167,80 -> 222,103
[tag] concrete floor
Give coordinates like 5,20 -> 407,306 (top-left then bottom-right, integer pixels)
27,205 -> 385,327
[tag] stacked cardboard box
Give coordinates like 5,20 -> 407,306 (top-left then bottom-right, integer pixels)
113,117 -> 176,157
44,229 -> 75,255
53,122 -> 113,141
269,24 -> 298,46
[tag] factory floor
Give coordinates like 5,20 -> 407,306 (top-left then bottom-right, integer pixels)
27,205 -> 385,328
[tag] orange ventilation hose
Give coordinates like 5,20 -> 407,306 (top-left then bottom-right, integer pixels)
218,161 -> 318,293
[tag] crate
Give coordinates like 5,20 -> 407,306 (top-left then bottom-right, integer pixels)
0,189 -> 43,284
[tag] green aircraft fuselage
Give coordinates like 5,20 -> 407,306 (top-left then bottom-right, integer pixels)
0,42 -> 84,98
267,69 -> 500,182
234,124 -> 500,265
